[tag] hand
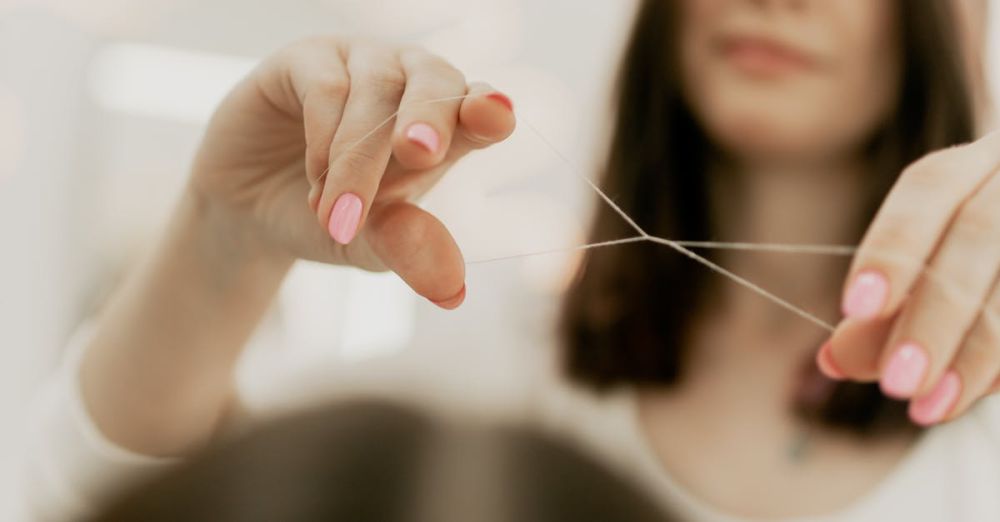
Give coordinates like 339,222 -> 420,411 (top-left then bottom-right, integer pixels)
189,37 -> 516,308
819,131 -> 1000,426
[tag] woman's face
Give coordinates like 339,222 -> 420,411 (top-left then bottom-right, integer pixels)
680,0 -> 899,166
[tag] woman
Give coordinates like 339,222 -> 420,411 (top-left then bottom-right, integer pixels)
23,0 -> 1000,520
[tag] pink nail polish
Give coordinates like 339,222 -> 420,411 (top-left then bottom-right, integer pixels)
816,342 -> 846,380
909,371 -> 961,426
842,270 -> 889,319
328,193 -> 363,244
406,123 -> 440,153
486,92 -> 514,112
880,342 -> 929,398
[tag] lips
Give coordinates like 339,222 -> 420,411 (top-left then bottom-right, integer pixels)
718,34 -> 820,75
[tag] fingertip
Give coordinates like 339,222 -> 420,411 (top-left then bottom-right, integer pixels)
460,90 -> 516,144
431,283 -> 466,310
824,318 -> 886,381
367,202 -> 466,303
485,92 -> 514,112
842,269 -> 890,321
816,342 -> 846,380
406,122 -> 441,153
394,121 -> 447,170
907,371 -> 962,426
327,192 -> 364,245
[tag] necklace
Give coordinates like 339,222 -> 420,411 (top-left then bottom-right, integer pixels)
788,425 -> 814,462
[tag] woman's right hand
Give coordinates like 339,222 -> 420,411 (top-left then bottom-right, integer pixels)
190,37 -> 516,308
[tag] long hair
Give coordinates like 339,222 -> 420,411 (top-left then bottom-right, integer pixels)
561,0 -> 979,434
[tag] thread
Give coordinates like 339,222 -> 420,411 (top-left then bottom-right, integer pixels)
316,94 -> 471,184
322,94 -> 997,334
465,236 -> 647,265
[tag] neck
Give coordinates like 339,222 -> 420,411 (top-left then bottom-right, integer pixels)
704,156 -> 866,340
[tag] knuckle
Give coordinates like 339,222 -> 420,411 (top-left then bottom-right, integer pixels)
310,74 -> 350,100
933,276 -> 981,318
402,47 -> 465,84
860,214 -> 924,268
906,148 -> 956,178
359,67 -> 406,96
899,149 -> 959,191
377,208 -> 431,259
334,146 -> 380,174
459,128 -> 494,148
400,44 -> 431,60
439,64 -> 466,86
953,202 -> 1000,243
427,57 -> 464,82
956,338 -> 998,376
973,306 -> 1000,351
306,145 -> 330,180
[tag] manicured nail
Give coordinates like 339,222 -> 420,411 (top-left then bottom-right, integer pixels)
486,92 -> 514,112
405,123 -> 440,154
880,342 -> 929,398
842,270 -> 889,320
328,193 -> 363,245
431,284 -> 466,310
815,342 -> 846,380
909,371 -> 961,426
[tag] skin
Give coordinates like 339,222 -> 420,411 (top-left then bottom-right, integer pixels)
677,0 -> 1000,429
80,37 -> 514,455
830,135 -> 1000,417
637,0 -> 998,517
77,0 -> 995,517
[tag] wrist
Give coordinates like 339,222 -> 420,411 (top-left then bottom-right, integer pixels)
79,188 -> 294,456
178,185 -> 295,279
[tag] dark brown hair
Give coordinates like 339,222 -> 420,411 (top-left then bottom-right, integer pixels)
89,401 -> 673,522
561,0 -> 978,434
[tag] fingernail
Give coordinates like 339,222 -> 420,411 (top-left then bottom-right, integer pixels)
406,123 -> 440,153
328,193 -> 363,244
431,284 -> 466,310
909,371 -> 961,426
842,270 -> 889,320
880,342 -> 929,398
816,342 -> 846,380
486,92 -> 514,112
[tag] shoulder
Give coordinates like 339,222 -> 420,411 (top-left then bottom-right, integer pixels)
521,347 -> 641,460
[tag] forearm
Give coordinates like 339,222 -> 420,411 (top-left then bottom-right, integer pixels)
80,189 -> 293,457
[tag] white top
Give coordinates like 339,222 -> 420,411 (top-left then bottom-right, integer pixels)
18,327 -> 1000,522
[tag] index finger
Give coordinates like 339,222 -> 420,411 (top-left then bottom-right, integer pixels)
842,131 -> 1000,321
316,45 -> 405,245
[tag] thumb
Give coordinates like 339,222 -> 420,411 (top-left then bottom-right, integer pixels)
827,316 -> 895,381
363,201 -> 466,309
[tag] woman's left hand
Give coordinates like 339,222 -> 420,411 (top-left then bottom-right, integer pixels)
821,130 -> 1000,426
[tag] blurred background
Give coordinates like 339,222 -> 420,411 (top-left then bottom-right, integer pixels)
0,0 -> 998,518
